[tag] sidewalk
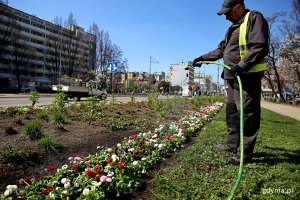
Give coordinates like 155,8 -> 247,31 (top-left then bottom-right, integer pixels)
0,93 -> 53,98
261,100 -> 300,121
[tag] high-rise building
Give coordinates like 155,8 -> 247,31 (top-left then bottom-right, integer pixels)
0,3 -> 96,91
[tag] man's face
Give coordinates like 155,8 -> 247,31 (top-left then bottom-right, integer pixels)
225,4 -> 241,23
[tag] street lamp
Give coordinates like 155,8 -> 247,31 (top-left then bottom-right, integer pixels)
150,56 -> 159,74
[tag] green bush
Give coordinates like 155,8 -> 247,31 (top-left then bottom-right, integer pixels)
53,111 -> 64,124
23,120 -> 43,140
1,146 -> 38,163
36,109 -> 49,121
36,134 -> 58,152
29,90 -> 40,107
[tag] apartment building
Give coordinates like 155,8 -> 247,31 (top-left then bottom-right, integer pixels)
0,3 -> 96,91
168,62 -> 194,96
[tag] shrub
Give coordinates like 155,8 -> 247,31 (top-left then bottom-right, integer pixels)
36,135 -> 58,152
53,111 -> 64,124
23,120 -> 43,140
36,109 -> 49,121
0,146 -> 38,163
29,90 -> 40,107
52,92 -> 66,112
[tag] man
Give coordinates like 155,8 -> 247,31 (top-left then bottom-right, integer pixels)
192,0 -> 269,165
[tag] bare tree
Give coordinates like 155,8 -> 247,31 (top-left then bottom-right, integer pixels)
0,4 -> 37,91
44,17 -> 63,84
265,12 -> 287,101
279,0 -> 300,95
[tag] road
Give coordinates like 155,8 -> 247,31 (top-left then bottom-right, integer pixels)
0,94 -> 169,107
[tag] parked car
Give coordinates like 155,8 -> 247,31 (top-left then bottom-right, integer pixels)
21,86 -> 33,93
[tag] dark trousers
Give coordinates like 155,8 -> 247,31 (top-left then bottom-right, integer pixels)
226,72 -> 264,160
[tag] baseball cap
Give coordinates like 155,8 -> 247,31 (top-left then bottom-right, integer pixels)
217,0 -> 244,15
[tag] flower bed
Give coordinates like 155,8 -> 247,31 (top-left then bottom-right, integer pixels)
1,103 -> 223,200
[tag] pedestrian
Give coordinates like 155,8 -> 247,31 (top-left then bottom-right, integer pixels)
192,0 -> 269,165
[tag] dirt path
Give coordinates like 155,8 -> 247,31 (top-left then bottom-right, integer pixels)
261,100 -> 300,121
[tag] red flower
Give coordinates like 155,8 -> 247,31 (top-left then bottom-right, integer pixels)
107,157 -> 113,163
94,166 -> 102,173
129,134 -> 138,140
47,166 -> 55,171
44,187 -> 54,195
116,160 -> 126,169
85,169 -> 96,177
70,165 -> 78,170
138,139 -> 144,145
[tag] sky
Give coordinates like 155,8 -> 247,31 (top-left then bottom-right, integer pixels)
8,0 -> 293,83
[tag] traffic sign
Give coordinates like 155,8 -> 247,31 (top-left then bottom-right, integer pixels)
106,62 -> 118,72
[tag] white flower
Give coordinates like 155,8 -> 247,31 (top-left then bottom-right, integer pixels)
6,185 -> 17,191
82,188 -> 90,196
107,173 -> 114,177
106,177 -> 112,182
111,154 -> 119,161
141,157 -> 147,161
91,186 -> 96,191
133,161 -> 138,166
49,192 -> 55,198
117,143 -> 121,148
62,190 -> 68,195
61,178 -> 69,184
92,181 -> 101,187
106,148 -> 112,152
61,165 -> 68,169
142,169 -> 147,173
158,144 -> 164,149
64,182 -> 71,188
4,190 -> 10,196
152,134 -> 158,138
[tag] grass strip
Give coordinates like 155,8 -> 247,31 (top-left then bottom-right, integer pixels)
149,108 -> 300,200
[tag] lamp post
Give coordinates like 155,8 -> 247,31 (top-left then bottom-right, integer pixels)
150,56 -> 159,74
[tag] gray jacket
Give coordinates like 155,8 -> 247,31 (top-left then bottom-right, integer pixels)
201,10 -> 269,79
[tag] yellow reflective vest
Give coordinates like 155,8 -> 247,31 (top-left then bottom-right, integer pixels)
239,11 -> 267,73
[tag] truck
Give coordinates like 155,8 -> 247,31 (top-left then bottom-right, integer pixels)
52,79 -> 107,101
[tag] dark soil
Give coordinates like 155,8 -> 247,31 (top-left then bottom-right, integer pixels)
0,100 -> 196,198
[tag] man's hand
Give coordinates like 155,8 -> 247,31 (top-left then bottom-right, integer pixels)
230,65 -> 242,77
184,61 -> 193,70
192,56 -> 204,68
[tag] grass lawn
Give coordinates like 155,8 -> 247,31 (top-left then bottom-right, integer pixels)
147,107 -> 300,200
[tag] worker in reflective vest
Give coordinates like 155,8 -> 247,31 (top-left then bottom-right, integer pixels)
192,0 -> 269,165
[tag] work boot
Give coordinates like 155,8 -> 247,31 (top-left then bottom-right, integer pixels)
215,144 -> 237,154
227,155 -> 251,165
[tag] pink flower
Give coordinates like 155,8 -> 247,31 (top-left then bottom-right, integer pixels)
99,175 -> 107,183
18,177 -> 32,185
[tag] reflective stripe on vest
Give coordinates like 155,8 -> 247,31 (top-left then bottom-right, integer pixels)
239,11 -> 267,73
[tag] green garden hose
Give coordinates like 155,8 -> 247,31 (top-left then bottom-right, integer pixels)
188,61 -> 244,200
